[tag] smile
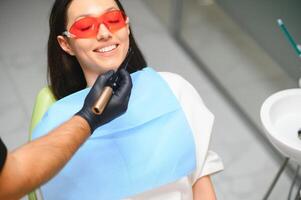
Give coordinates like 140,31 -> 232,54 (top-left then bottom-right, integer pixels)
94,44 -> 118,53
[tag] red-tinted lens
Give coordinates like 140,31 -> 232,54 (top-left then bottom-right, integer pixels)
102,10 -> 126,32
69,17 -> 98,38
68,10 -> 126,39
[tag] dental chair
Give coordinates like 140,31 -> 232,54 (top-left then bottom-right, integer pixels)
28,86 -> 56,200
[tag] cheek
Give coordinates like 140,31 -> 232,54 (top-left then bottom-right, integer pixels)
117,27 -> 130,44
71,41 -> 93,56
119,33 -> 130,53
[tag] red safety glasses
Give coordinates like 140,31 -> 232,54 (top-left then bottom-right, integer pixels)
63,10 -> 127,39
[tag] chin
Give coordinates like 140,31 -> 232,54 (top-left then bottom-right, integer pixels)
97,64 -> 119,73
102,60 -> 124,69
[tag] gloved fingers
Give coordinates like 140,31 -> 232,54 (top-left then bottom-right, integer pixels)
123,93 -> 131,108
113,69 -> 132,99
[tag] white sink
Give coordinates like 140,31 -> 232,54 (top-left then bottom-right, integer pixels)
260,89 -> 301,165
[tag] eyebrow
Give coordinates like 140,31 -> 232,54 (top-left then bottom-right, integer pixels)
74,7 -> 119,21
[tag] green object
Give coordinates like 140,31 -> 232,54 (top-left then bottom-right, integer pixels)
277,19 -> 301,57
28,191 -> 38,200
28,86 -> 56,200
29,86 -> 56,138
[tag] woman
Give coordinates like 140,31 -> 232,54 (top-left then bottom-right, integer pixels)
32,0 -> 223,199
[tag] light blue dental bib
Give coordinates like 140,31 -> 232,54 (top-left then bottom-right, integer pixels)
32,67 -> 196,200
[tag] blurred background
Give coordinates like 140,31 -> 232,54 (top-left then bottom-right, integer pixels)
0,0 -> 301,199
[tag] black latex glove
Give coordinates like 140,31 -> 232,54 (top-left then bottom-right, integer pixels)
76,69 -> 132,133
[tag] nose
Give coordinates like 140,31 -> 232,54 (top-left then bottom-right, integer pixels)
96,23 -> 112,41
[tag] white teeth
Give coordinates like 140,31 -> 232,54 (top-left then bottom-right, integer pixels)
97,45 -> 117,53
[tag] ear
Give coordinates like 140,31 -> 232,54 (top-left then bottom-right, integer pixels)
57,36 -> 75,56
125,17 -> 130,35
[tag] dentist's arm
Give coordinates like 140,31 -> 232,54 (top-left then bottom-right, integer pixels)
0,69 -> 132,200
0,116 -> 90,200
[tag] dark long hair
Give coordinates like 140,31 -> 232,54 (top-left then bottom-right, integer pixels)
48,0 -> 147,100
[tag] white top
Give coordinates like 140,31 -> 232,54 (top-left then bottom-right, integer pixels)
124,72 -> 224,200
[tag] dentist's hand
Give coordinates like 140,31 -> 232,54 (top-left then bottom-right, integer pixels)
76,69 -> 132,133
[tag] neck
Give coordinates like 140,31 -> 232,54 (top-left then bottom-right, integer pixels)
84,71 -> 98,87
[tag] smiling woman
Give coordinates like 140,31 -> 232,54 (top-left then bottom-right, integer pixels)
56,0 -> 131,87
48,0 -> 146,99
31,0 -> 224,199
